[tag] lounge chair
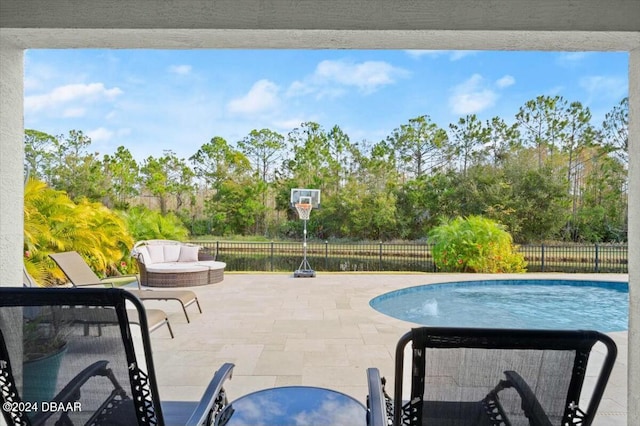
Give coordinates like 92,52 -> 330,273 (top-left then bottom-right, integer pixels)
367,327 -> 617,426
23,266 -> 174,338
49,251 -> 202,323
0,287 -> 233,426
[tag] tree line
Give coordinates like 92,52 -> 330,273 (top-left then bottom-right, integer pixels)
24,95 -> 629,243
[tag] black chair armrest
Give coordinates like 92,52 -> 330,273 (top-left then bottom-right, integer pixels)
30,360 -> 125,425
494,370 -> 553,426
186,363 -> 235,426
367,368 -> 389,426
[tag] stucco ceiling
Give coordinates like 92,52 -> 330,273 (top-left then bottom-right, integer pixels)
1,0 -> 639,50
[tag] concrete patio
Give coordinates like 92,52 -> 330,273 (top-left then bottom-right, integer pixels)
137,272 -> 628,425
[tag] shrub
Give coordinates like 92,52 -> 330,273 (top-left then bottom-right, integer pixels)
429,216 -> 526,273
119,205 -> 189,241
24,178 -> 135,285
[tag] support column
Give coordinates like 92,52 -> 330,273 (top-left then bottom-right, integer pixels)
628,47 -> 640,426
0,42 -> 24,289
0,42 -> 24,426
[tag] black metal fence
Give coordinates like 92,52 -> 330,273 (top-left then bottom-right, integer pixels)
192,241 -> 628,273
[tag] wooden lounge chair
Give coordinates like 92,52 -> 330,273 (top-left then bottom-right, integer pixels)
49,251 -> 202,323
0,287 -> 232,425
367,327 -> 617,426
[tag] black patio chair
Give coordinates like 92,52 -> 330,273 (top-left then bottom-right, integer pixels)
0,287 -> 233,425
366,327 -> 617,426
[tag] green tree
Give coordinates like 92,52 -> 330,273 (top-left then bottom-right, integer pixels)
576,148 -> 628,241
140,150 -> 195,215
484,117 -> 519,167
191,137 -> 251,188
48,130 -> 106,201
237,129 -> 285,183
352,190 -> 397,240
448,114 -> 490,176
560,102 -> 595,239
284,122 -> 330,188
515,95 -> 568,168
395,172 -> 456,239
101,146 -> 140,209
207,179 -> 268,236
24,129 -> 57,182
503,150 -> 569,242
237,129 -> 286,234
387,115 -> 448,180
601,97 -> 628,166
325,125 -> 359,194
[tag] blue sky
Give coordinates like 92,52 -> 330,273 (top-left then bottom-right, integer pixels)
24,49 -> 628,162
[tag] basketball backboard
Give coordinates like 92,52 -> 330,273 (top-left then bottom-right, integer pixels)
290,188 -> 321,208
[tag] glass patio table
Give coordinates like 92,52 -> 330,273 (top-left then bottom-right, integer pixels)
219,386 -> 367,425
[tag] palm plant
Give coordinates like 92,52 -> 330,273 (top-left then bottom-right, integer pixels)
24,178 -> 135,285
119,205 -> 189,241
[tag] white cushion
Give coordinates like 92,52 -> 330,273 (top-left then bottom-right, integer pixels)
164,244 -> 181,262
147,245 -> 165,263
197,260 -> 226,270
135,246 -> 152,264
179,245 -> 200,262
145,263 -> 209,274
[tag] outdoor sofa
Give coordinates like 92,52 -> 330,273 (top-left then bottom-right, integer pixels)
132,239 -> 226,287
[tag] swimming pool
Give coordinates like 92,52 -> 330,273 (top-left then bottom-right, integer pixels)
370,279 -> 629,332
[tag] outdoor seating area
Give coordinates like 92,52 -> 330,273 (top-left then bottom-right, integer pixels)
132,240 -> 226,287
1,273 -> 628,425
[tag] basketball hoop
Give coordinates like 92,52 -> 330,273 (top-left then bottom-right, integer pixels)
295,203 -> 313,221
291,189 -> 319,278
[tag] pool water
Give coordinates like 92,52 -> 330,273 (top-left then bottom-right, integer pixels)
370,280 -> 629,332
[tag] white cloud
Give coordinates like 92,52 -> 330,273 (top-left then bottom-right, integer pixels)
449,74 -> 497,115
87,127 -> 114,142
557,52 -> 592,66
273,118 -> 309,130
449,51 -> 477,61
545,85 -> 565,96
168,64 -> 192,75
24,76 -> 42,91
496,75 -> 515,88
579,75 -> 627,100
405,50 -> 441,58
562,52 -> 590,61
405,50 -> 477,61
227,79 -> 280,115
117,128 -> 132,137
25,83 -> 123,112
319,60 -> 404,92
62,107 -> 86,118
287,59 -> 409,98
287,80 -> 314,97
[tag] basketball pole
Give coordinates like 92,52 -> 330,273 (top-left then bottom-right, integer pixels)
294,205 -> 316,278
291,189 -> 319,278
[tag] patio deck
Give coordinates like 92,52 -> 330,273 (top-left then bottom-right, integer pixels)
136,272 -> 628,425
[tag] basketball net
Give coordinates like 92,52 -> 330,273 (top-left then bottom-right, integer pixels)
295,203 -> 313,221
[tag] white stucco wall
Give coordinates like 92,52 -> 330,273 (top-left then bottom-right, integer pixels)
628,48 -> 640,418
0,44 -> 24,293
1,1 -> 639,424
